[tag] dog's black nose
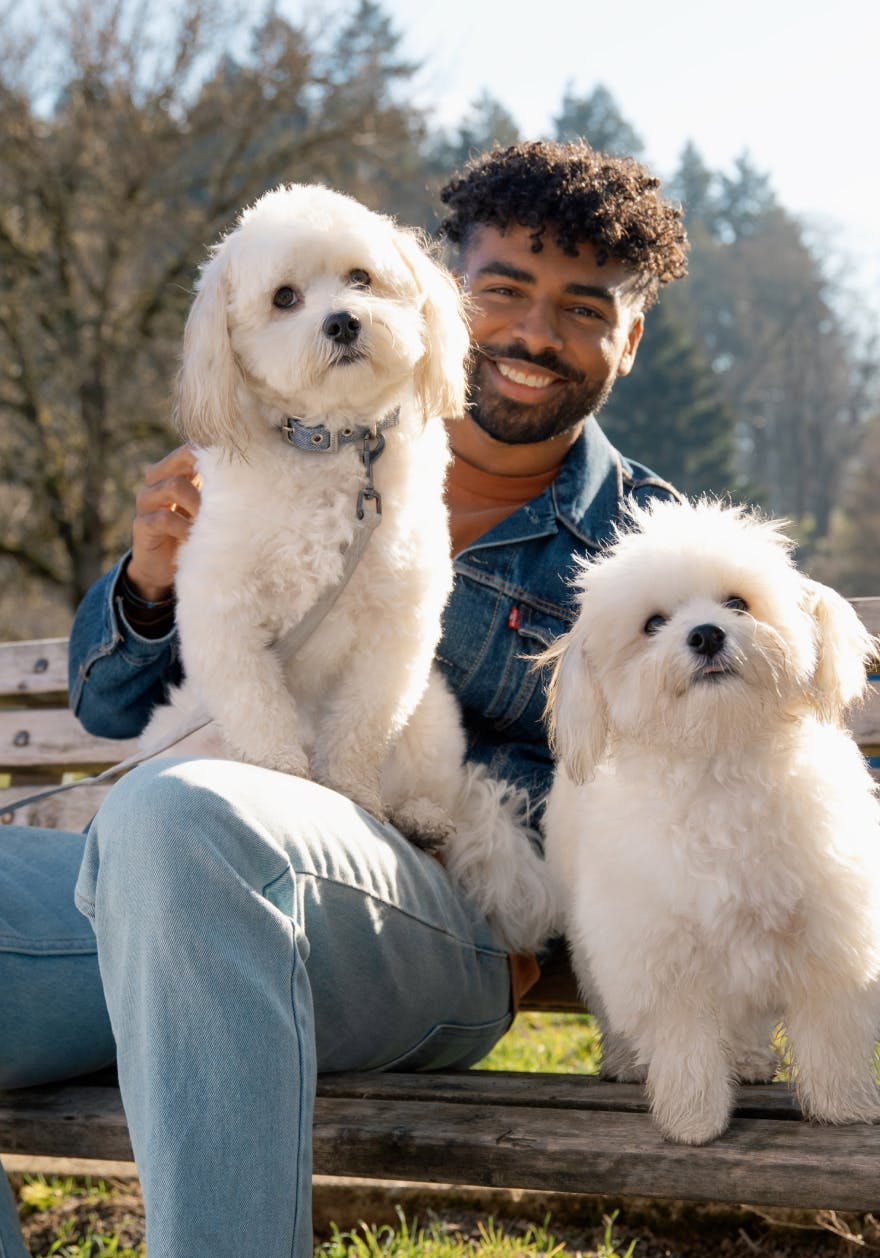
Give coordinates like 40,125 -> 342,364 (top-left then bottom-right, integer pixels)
687,623 -> 726,658
323,311 -> 361,345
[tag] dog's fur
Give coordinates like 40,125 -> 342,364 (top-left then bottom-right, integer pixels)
141,183 -> 557,954
541,498 -> 880,1143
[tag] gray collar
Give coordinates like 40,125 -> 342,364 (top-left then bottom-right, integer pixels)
282,408 -> 400,453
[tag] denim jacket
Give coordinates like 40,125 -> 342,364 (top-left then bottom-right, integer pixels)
69,417 -> 677,822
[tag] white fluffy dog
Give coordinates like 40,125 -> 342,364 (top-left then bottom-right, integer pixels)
542,498 -> 880,1143
141,183 -> 556,954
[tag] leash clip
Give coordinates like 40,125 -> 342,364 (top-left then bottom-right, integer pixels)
356,432 -> 385,519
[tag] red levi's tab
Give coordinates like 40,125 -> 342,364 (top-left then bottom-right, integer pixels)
507,605 -> 521,630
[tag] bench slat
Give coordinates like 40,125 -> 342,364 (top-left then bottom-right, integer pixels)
0,709 -> 136,770
316,1070 -> 802,1119
312,1096 -> 880,1211
0,639 -> 69,699
0,783 -> 113,830
2,1078 -> 877,1211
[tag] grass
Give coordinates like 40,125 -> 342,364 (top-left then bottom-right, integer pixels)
475,1011 -> 602,1074
319,1206 -> 637,1258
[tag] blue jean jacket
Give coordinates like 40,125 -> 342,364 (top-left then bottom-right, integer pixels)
69,417 -> 677,824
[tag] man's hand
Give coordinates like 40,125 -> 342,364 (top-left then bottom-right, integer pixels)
126,446 -> 202,602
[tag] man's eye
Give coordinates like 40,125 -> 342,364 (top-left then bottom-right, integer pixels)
724,596 -> 749,613
273,286 -> 299,309
644,614 -> 667,635
348,268 -> 371,287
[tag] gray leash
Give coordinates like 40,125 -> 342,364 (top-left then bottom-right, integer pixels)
4,423 -> 389,819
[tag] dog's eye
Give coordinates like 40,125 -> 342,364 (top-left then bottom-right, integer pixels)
273,286 -> 299,309
348,268 -> 371,288
724,596 -> 749,613
644,614 -> 667,635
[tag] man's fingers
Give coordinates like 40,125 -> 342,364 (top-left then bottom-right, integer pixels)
135,475 -> 202,522
132,508 -> 193,546
143,444 -> 199,487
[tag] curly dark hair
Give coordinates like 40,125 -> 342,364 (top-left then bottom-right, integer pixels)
437,140 -> 688,308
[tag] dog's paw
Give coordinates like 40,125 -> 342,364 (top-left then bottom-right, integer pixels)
652,1093 -> 732,1145
648,1058 -> 733,1145
390,798 -> 456,852
798,1081 -> 880,1125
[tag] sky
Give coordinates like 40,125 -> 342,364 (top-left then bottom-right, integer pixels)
363,0 -> 880,324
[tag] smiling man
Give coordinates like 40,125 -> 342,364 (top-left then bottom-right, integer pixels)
1,141 -> 690,1258
433,141 -> 688,809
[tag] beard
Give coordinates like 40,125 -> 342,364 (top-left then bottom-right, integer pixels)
466,343 -> 615,445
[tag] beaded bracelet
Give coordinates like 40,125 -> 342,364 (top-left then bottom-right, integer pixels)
120,570 -> 175,612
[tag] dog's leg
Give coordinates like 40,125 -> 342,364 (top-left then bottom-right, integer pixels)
310,630 -> 438,822
629,994 -> 733,1145
569,955 -> 646,1082
383,672 -> 464,847
785,982 -> 880,1124
178,605 -> 310,777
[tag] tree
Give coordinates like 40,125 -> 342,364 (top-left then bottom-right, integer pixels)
667,144 -> 879,548
601,300 -> 738,497
0,0 -> 429,610
810,413 -> 880,596
553,84 -> 644,156
427,89 -> 520,184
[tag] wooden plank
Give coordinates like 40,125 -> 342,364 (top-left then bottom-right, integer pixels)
0,639 -> 69,700
2,1078 -> 876,1210
310,1096 -> 880,1211
0,783 -> 112,831
316,1071 -> 803,1120
0,1085 -> 133,1163
0,709 -> 136,771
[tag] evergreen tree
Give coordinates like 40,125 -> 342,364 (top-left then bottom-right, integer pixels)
601,301 -> 738,497
553,84 -> 644,156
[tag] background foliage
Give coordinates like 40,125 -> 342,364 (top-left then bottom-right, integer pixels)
2,0 -> 878,637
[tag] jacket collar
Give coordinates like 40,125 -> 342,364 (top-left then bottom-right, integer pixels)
458,416 -> 626,554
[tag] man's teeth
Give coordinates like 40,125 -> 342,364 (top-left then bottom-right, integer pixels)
496,361 -> 555,388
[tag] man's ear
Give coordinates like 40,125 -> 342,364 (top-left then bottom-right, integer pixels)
616,312 -> 644,378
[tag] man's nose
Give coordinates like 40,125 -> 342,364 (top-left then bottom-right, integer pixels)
511,299 -> 564,354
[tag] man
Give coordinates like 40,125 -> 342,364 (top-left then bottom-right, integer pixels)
0,141 -> 688,1257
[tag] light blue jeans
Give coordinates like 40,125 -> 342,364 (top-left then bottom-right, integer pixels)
0,759 -> 512,1257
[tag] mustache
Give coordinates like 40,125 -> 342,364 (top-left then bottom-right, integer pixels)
475,343 -> 586,385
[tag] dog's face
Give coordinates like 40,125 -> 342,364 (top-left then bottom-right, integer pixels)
545,500 -> 875,782
176,184 -> 469,450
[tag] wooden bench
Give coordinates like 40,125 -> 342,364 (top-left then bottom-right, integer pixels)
2,612 -> 880,1213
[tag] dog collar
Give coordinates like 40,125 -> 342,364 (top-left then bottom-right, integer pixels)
281,409 -> 399,453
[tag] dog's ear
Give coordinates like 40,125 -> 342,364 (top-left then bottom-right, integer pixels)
541,625 -> 609,786
392,228 -> 470,420
802,578 -> 876,720
174,243 -> 243,452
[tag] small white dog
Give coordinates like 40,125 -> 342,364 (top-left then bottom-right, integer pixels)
141,183 -> 556,954
542,498 -> 880,1143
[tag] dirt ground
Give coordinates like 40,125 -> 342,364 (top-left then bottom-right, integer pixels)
10,1172 -> 880,1257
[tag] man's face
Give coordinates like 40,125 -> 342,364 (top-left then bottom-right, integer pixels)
459,225 -> 645,444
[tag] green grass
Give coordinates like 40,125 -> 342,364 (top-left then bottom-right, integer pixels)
475,1011 -> 602,1074
319,1206 -> 637,1258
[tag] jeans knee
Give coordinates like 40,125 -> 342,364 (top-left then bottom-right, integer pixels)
82,759 -> 295,914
